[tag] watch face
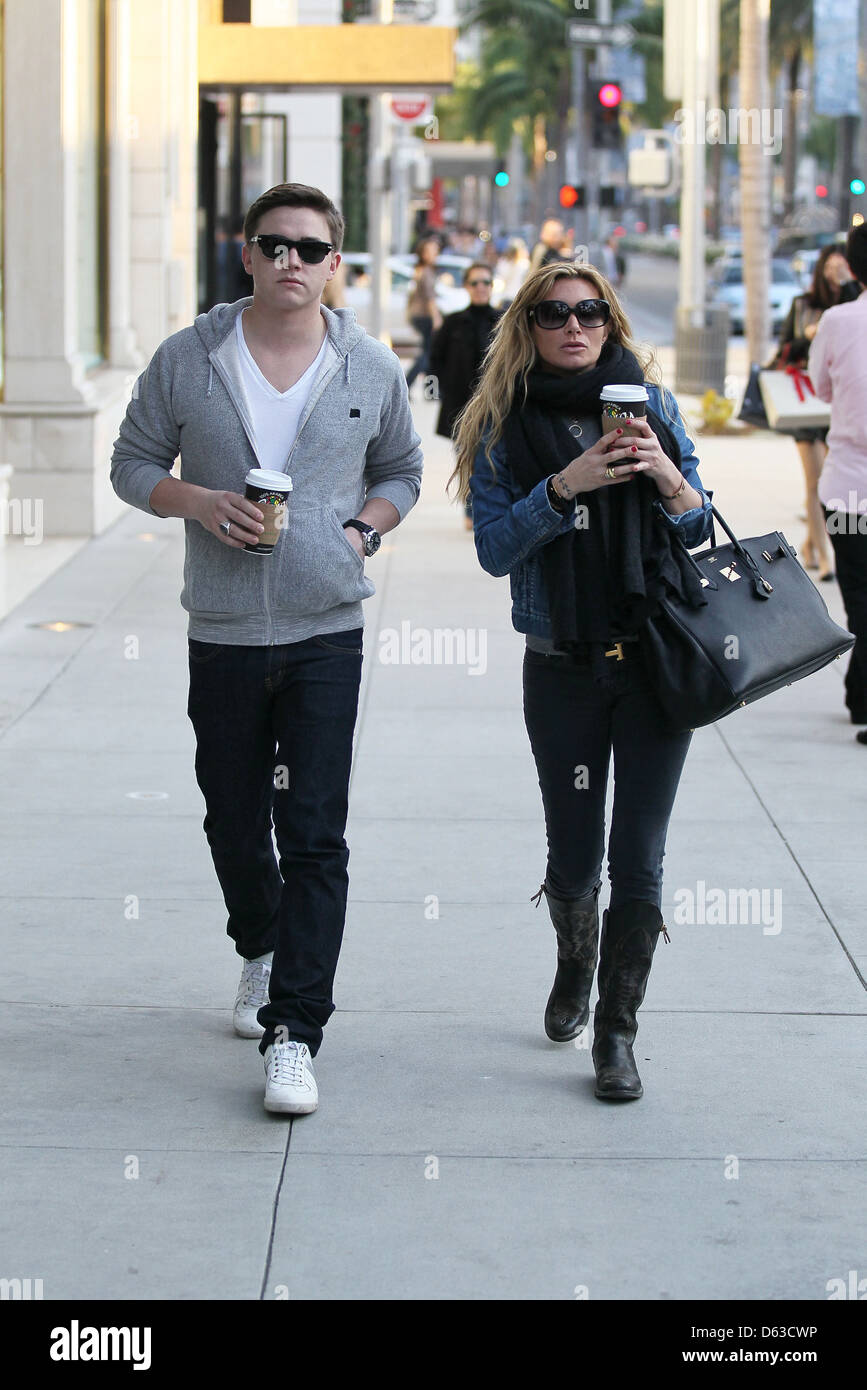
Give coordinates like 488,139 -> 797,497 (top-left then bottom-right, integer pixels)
363,529 -> 382,556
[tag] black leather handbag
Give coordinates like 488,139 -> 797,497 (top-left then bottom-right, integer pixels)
640,506 -> 854,733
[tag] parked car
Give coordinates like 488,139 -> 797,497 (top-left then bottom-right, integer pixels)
340,251 -> 471,344
789,247 -> 821,290
708,257 -> 801,335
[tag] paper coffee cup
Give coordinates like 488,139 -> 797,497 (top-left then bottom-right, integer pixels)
600,384 -> 649,439
243,469 -> 293,555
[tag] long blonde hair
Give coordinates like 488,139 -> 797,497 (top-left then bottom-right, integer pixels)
449,261 -> 663,503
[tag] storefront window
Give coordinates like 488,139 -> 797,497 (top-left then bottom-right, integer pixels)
77,0 -> 107,369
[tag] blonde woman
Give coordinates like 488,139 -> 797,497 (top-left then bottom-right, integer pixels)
451,262 -> 713,1101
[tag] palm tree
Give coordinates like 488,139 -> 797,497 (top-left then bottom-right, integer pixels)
459,0 -> 574,223
770,0 -> 813,223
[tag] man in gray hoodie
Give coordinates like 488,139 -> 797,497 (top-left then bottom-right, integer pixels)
111,183 -> 422,1115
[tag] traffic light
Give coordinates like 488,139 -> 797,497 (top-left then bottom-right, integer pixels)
559,184 -> 585,209
850,178 -> 866,196
592,82 -> 623,151
494,170 -> 510,187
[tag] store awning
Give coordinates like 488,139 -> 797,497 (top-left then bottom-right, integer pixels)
198,23 -> 457,92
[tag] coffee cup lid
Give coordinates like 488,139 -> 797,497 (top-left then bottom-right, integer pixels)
600,385 -> 649,402
245,469 -> 293,491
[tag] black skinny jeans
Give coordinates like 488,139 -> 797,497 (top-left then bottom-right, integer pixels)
522,645 -> 693,909
187,630 -> 363,1056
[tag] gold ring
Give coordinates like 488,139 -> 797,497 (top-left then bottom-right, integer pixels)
605,466 -> 616,479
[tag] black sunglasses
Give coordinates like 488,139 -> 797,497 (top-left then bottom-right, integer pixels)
529,298 -> 611,330
248,234 -> 334,264
467,278 -> 493,288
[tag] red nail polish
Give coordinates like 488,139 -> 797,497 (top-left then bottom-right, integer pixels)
632,446 -> 638,453
616,428 -> 623,435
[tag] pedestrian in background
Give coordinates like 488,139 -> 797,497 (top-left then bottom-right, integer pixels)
451,261 -> 713,1101
429,262 -> 503,529
494,237 -> 530,308
808,224 -> 867,740
529,218 -> 569,274
600,233 -> 626,290
774,243 -> 859,583
405,236 -> 443,398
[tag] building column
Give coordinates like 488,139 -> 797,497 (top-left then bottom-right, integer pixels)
107,0 -> 142,368
3,0 -> 95,403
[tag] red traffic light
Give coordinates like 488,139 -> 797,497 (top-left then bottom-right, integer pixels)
816,184 -> 829,198
598,83 -> 622,109
558,184 -> 585,209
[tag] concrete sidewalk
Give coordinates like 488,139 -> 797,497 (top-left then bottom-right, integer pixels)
0,394 -> 864,1302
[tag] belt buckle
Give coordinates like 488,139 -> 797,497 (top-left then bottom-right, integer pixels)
604,641 -> 625,662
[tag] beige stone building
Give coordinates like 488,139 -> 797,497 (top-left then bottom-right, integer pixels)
0,0 -> 455,574
1,0 -> 199,545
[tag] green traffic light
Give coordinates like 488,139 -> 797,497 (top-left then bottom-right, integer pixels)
850,178 -> 866,196
494,171 -> 510,187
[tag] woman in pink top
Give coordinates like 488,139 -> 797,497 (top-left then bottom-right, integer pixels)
808,224 -> 867,740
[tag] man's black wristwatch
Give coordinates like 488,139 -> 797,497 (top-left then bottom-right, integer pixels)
343,519 -> 382,557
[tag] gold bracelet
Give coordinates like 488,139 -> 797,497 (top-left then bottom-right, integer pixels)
663,476 -> 687,501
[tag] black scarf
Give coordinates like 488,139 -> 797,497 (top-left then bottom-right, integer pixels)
502,341 -> 706,647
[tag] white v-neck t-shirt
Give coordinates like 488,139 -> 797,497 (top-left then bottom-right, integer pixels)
235,311 -> 330,474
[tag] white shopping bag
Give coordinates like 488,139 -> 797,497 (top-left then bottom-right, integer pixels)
758,367 -> 830,432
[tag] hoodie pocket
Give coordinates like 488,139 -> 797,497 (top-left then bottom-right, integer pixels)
270,505 -> 375,616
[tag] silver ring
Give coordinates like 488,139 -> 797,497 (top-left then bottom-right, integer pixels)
221,520 -> 231,536
605,466 -> 616,480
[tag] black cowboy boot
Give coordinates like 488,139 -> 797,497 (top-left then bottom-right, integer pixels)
532,882 -> 600,1042
592,900 -> 669,1101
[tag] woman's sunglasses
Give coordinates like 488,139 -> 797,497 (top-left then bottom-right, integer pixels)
248,234 -> 334,264
529,298 -> 611,330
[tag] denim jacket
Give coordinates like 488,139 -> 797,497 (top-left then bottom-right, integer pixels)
469,383 -> 714,637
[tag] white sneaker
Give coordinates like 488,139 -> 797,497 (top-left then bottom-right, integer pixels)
263,1041 -> 319,1115
233,953 -> 272,1038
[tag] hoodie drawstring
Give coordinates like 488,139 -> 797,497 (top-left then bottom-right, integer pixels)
206,362 -> 214,398
344,352 -> 350,386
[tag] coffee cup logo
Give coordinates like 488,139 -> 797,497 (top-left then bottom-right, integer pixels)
243,470 -> 292,554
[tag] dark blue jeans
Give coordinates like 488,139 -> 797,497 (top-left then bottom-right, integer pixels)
522,645 -> 692,909
187,630 -> 363,1056
405,314 -> 434,390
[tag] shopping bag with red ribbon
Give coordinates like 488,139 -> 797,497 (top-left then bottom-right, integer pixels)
758,365 -> 831,432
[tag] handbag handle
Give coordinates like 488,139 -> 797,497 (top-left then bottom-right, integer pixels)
707,505 -> 774,597
673,504 -> 773,599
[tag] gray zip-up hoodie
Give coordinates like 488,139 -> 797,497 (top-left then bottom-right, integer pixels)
110,300 -> 423,645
